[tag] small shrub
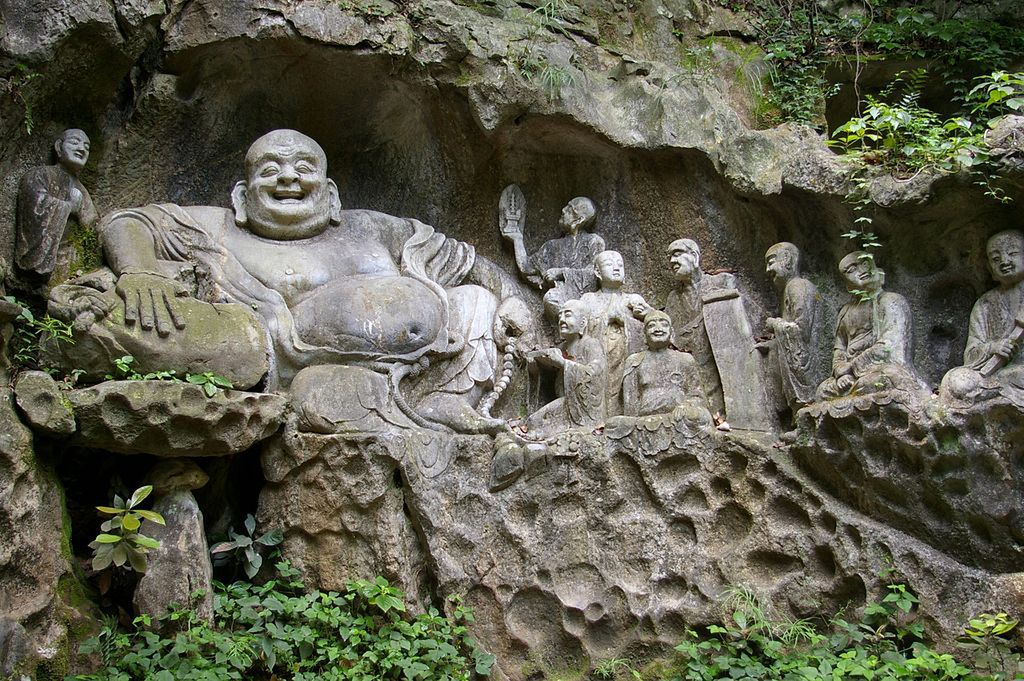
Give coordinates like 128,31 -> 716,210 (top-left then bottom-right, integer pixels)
89,485 -> 165,574
69,559 -> 494,680
4,295 -> 75,369
210,514 -> 283,579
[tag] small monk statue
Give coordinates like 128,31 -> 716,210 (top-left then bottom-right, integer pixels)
525,300 -> 607,435
578,250 -> 651,417
500,186 -> 606,320
14,129 -> 98,287
816,252 -> 925,400
622,309 -> 710,420
941,230 -> 1024,406
763,242 -> 822,412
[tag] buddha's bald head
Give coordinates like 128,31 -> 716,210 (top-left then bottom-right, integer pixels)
232,129 -> 341,240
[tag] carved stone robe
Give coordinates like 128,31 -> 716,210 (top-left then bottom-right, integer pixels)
16,164 -> 97,280
964,280 -> 1024,391
771,276 -> 822,407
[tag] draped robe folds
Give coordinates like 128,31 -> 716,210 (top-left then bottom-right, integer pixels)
16,164 -> 97,279
773,277 -> 822,406
817,291 -> 923,399
102,204 -> 479,389
578,290 -> 646,417
963,282 -> 1024,397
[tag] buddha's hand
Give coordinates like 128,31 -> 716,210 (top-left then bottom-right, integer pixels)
115,272 -> 188,337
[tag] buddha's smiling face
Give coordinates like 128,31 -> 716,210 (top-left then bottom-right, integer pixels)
988,232 -> 1024,287
239,130 -> 337,240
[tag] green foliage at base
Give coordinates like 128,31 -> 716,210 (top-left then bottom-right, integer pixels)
4,296 -> 75,369
67,560 -> 494,681
591,583 -> 1023,681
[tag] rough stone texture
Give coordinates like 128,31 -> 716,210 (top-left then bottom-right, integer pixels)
68,381 -> 286,456
2,0 -> 1021,391
13,370 -> 76,437
259,415 -> 1007,678
794,397 -> 1024,575
134,488 -> 214,624
0,368 -> 81,677
3,0 -> 1024,677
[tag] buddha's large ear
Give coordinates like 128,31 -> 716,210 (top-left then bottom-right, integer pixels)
327,178 -> 342,225
231,181 -> 248,227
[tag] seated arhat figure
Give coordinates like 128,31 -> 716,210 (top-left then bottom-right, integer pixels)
817,252 -> 926,401
524,299 -> 607,437
621,309 -> 711,423
941,230 -> 1024,406
14,128 -> 98,289
45,129 -> 523,434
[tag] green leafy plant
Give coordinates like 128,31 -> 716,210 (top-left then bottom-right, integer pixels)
70,559 -> 494,680
103,355 -> 177,381
593,656 -> 642,679
667,582 -> 974,681
958,612 -> 1024,680
89,485 -> 165,574
970,70 -> 1024,116
210,514 -> 283,579
103,355 -> 233,395
186,371 -> 234,397
3,295 -> 75,368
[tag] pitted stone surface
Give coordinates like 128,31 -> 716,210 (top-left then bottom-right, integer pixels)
13,370 -> 76,437
794,398 -> 1024,574
68,381 -> 286,456
259,414 -> 1004,678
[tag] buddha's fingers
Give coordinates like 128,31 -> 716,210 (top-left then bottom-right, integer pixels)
164,290 -> 186,330
123,288 -> 140,325
138,289 -> 156,331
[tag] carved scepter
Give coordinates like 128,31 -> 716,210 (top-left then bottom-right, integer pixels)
979,314 -> 1024,377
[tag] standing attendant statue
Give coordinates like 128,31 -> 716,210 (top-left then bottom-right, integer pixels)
14,129 -> 98,288
499,185 -> 606,320
762,242 -> 822,412
578,250 -> 650,416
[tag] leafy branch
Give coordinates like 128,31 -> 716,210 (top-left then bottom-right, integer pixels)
89,485 -> 165,574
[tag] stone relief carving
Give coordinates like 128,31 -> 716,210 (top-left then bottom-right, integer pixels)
577,250 -> 650,417
499,185 -> 606,320
761,242 -> 823,412
13,129 -> 98,289
524,299 -> 607,436
621,309 -> 711,420
664,238 -> 773,431
43,130 -> 524,435
941,229 -> 1024,406
816,252 -> 926,402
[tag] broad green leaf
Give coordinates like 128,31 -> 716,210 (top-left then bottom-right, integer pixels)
129,485 -> 153,508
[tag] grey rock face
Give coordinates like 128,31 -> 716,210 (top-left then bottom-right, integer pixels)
67,381 -> 286,456
13,370 -> 76,437
134,485 -> 214,624
0,369 -> 78,677
794,398 -> 1024,574
259,413 -> 1003,678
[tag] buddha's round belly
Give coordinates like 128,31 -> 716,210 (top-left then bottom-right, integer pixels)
291,276 -> 445,355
